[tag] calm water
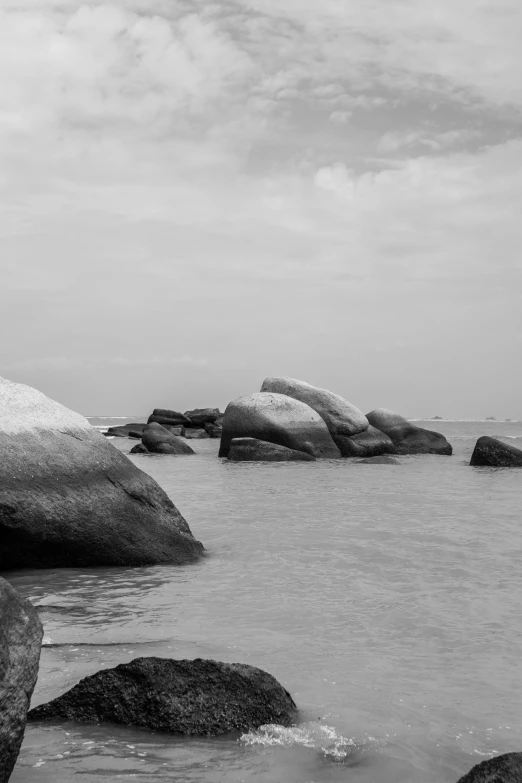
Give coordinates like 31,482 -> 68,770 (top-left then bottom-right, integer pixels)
6,420 -> 522,783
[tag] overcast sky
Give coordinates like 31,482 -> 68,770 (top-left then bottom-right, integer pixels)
1,0 -> 521,418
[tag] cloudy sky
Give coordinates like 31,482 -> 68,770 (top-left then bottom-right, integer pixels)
1,0 -> 521,418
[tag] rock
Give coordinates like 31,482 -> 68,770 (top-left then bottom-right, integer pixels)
184,408 -> 221,426
455,752 -> 522,783
163,425 -> 185,437
486,417 -> 496,421
205,423 -> 222,438
261,377 -> 368,450
129,443 -> 149,454
147,409 -> 192,427
0,376 -> 203,569
141,423 -> 195,455
335,425 -> 396,458
104,423 -> 146,438
219,393 -> 341,459
0,578 -> 43,783
28,657 -> 297,736
366,409 -> 452,455
228,438 -> 316,462
358,455 -> 400,464
470,436 -> 522,467
184,429 -> 210,440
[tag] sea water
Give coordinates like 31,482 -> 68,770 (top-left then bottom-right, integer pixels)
7,420 -> 522,783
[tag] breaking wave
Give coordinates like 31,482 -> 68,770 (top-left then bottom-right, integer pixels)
240,722 -> 364,761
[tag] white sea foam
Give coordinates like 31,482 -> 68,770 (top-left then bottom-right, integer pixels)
240,722 -> 357,760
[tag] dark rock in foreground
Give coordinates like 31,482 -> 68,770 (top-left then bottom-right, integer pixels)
0,376 -> 203,569
335,425 -> 396,458
366,409 -> 452,455
142,423 -> 195,455
228,438 -> 315,462
147,409 -> 192,427
470,436 -> 522,467
1,578 -> 43,783
455,752 -> 522,783
28,657 -> 297,736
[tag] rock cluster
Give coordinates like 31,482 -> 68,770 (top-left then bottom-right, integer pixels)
111,407 -> 224,455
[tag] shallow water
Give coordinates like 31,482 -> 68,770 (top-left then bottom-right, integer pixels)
6,421 -> 522,783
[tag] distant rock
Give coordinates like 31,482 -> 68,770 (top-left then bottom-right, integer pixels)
219,393 -> 341,459
366,409 -> 452,455
205,422 -> 223,438
147,409 -> 192,427
184,429 -> 210,440
455,752 -> 522,783
104,423 -> 146,438
486,417 -> 496,421
334,425 -> 395,458
228,438 -> 315,462
130,443 -> 149,454
0,578 -> 43,783
432,416 -> 443,420
142,423 -> 195,455
261,377 -> 368,452
0,376 -> 203,569
28,657 -> 297,736
184,408 -> 221,426
470,436 -> 522,467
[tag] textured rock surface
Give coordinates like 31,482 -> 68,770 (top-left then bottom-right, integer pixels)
141,423 -> 195,455
219,393 -> 340,459
0,376 -> 203,569
0,578 -> 43,783
147,409 -> 192,427
184,408 -> 221,426
228,438 -> 315,462
470,436 -> 522,467
366,409 -> 452,455
455,752 -> 522,783
335,425 -> 396,458
261,377 -> 368,445
28,657 -> 297,736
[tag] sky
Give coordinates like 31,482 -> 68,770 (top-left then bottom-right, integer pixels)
0,0 -> 521,418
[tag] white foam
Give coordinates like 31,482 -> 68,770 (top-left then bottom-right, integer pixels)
240,722 -> 356,760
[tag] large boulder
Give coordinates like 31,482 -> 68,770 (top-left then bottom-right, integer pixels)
28,657 -> 297,736
470,436 -> 522,467
0,578 -> 43,783
0,376 -> 203,569
366,409 -> 452,455
335,425 -> 396,458
261,377 -> 368,452
141,423 -> 195,455
455,752 -> 522,782
228,438 -> 315,462
218,393 -> 341,459
184,408 -> 221,426
147,409 -> 192,427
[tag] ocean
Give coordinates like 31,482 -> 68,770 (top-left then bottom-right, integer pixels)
7,419 -> 522,783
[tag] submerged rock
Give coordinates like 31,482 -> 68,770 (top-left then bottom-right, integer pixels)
366,409 -> 452,455
455,752 -> 522,783
228,438 -> 315,462
28,657 -> 297,736
0,578 -> 43,783
0,376 -> 203,569
219,393 -> 340,459
141,423 -> 195,455
335,425 -> 395,458
470,436 -> 522,467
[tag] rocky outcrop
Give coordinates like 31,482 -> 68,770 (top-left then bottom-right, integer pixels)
228,438 -> 315,462
470,436 -> 522,467
455,752 -> 522,783
184,408 -> 221,426
261,377 -> 368,451
141,423 -> 195,455
335,425 -> 396,458
366,409 -> 452,455
0,376 -> 203,569
28,657 -> 297,736
219,393 -> 341,459
0,578 -> 43,783
147,409 -> 192,427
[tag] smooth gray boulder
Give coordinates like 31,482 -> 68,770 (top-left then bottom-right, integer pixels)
218,393 -> 341,459
261,377 -> 368,451
0,376 -> 203,569
141,423 -> 195,455
366,409 -> 452,455
228,438 -> 315,462
470,436 -> 522,467
1,578 -> 43,783
335,425 -> 396,458
28,657 -> 297,736
455,752 -> 522,782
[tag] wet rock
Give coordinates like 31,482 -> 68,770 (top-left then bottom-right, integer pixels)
28,657 -> 297,736
129,443 -> 149,454
228,438 -> 315,462
184,408 -> 221,426
184,429 -> 210,440
147,409 -> 192,427
470,436 -> 522,467
0,578 -> 43,783
0,376 -> 203,569
141,423 -> 195,455
455,752 -> 522,783
366,409 -> 452,455
219,393 -> 340,459
335,425 -> 396,458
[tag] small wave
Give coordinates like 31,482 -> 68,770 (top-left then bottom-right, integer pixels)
240,722 -> 357,761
